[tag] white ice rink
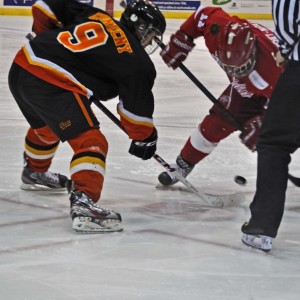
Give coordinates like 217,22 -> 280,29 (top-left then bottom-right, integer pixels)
1,15 -> 300,300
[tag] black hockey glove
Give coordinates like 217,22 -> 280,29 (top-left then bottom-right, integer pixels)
129,128 -> 157,160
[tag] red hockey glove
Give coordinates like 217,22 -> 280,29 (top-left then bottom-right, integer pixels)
129,128 -> 157,160
239,116 -> 263,152
160,30 -> 195,69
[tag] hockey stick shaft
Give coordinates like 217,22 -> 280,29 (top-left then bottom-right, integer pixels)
92,99 -> 225,207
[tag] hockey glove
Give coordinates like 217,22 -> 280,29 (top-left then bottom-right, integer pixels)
129,128 -> 157,160
239,116 -> 263,152
160,30 -> 195,69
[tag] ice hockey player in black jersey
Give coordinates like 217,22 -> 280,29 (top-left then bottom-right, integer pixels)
8,0 -> 166,233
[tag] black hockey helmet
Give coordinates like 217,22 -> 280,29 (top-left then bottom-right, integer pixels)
120,0 -> 166,54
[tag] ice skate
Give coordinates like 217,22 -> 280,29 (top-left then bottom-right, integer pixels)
20,166 -> 69,191
70,190 -> 123,233
241,234 -> 273,252
158,155 -> 194,186
241,222 -> 273,252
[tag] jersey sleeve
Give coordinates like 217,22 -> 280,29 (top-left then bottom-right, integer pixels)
115,55 -> 156,141
32,0 -> 62,35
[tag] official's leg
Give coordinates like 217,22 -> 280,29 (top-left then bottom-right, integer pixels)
242,62 -> 300,250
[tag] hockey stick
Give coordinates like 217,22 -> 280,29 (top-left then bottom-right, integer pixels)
287,174 -> 300,187
92,99 -> 244,208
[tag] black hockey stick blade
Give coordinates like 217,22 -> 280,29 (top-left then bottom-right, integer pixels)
288,174 -> 300,187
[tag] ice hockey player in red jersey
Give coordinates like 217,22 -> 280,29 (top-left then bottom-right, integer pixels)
8,0 -> 166,232
158,4 -> 284,186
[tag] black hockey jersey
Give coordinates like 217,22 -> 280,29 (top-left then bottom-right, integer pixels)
14,0 -> 156,140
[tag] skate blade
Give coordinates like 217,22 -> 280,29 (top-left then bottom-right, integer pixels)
241,235 -> 272,252
72,216 -> 123,233
20,183 -> 67,192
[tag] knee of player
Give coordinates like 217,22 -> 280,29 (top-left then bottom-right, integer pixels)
68,128 -> 108,156
200,114 -> 236,142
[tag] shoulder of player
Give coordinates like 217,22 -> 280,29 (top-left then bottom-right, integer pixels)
194,6 -> 228,19
183,6 -> 230,38
249,23 -> 279,49
236,51 -> 279,92
193,6 -> 230,26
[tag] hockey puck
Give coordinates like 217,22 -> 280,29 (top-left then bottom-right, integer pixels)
234,175 -> 247,186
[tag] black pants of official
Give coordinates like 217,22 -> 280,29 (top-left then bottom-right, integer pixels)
246,61 -> 300,238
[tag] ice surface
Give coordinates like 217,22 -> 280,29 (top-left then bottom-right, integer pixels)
0,16 -> 300,300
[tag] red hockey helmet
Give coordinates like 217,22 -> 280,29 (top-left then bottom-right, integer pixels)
218,22 -> 256,78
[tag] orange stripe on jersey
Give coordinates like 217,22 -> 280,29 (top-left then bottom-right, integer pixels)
120,116 -> 154,141
117,106 -> 153,128
14,48 -> 91,98
73,93 -> 94,127
117,105 -> 153,140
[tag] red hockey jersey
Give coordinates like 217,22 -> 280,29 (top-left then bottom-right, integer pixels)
180,5 -> 283,99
